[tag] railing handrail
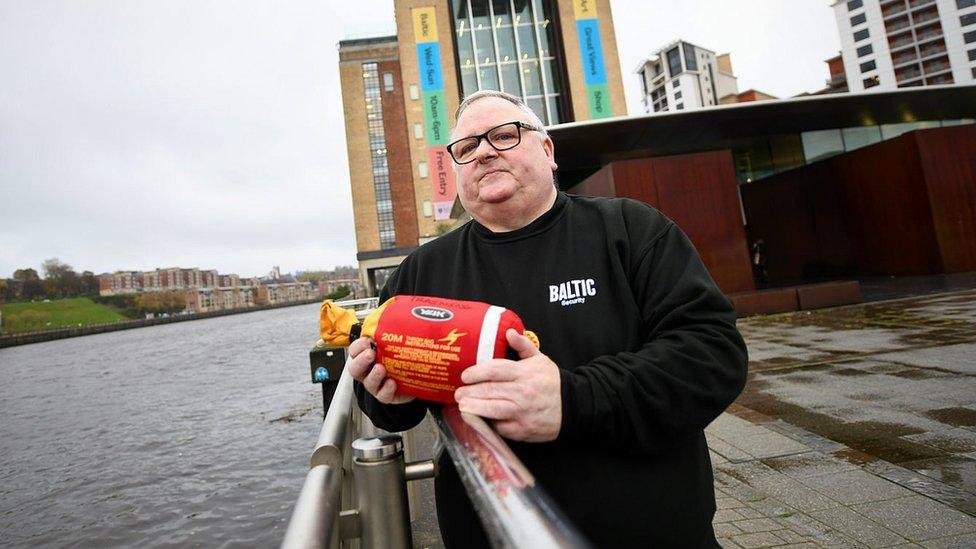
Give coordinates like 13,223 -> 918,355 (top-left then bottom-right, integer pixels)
282,362 -> 356,549
332,297 -> 379,312
434,407 -> 593,549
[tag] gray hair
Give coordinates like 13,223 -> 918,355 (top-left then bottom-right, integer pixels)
451,90 -> 549,140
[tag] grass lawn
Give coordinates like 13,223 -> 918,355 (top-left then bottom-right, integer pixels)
0,297 -> 129,334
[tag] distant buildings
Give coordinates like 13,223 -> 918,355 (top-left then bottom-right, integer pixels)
832,0 -> 976,92
635,40 -> 776,113
97,266 -> 321,314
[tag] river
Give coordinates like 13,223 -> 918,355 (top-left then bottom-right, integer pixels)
0,303 -> 325,547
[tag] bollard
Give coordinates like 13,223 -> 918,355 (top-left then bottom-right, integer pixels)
351,435 -> 412,549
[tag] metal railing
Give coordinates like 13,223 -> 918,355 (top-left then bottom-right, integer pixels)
282,300 -> 592,549
433,407 -> 591,548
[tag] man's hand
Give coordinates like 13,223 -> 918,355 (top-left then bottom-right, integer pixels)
454,329 -> 562,442
348,336 -> 416,405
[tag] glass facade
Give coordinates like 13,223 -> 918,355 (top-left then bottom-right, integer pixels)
682,43 -> 698,71
362,62 -> 397,249
733,119 -> 975,184
452,0 -> 563,124
666,47 -> 681,78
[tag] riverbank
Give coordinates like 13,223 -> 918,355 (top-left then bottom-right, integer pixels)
0,298 -> 323,348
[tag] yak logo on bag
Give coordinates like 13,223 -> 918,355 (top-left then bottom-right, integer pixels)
411,306 -> 454,322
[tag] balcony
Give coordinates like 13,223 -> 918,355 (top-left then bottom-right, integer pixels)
911,10 -> 939,26
888,32 -> 916,51
882,1 -> 908,19
907,0 -> 935,9
896,66 -> 923,82
922,58 -> 951,75
926,73 -> 954,85
885,16 -> 911,33
918,43 -> 947,59
892,52 -> 919,68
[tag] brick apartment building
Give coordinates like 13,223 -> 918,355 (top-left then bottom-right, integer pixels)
98,267 -> 318,313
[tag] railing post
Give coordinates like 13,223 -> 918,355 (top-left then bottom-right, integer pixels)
351,435 -> 412,549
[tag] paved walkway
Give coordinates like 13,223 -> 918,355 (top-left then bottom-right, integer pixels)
712,288 -> 976,548
408,288 -> 976,548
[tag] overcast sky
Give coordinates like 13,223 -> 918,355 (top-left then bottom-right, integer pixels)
0,1 -> 840,279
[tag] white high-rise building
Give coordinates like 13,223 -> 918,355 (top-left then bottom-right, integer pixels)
635,40 -> 740,113
833,0 -> 976,92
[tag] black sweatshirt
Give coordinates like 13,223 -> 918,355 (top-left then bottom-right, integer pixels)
354,192 -> 748,548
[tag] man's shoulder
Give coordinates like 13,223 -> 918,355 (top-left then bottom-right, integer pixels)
565,193 -> 672,235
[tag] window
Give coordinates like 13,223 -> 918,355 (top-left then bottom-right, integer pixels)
851,13 -> 867,26
672,78 -> 681,87
675,103 -> 684,110
674,90 -> 682,100
861,60 -> 877,72
361,62 -> 396,249
383,72 -> 394,92
959,0 -> 975,8
848,0 -> 863,10
863,75 -> 880,88
683,43 -> 698,71
409,84 -> 419,100
857,44 -> 873,57
451,0 -> 563,124
413,123 -> 423,139
963,13 -> 976,26
854,28 -> 870,42
972,67 -> 976,78
666,47 -> 682,77
966,30 -> 976,43
969,49 -> 976,61
418,161 -> 429,178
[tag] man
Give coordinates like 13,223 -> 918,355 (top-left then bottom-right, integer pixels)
349,90 -> 748,547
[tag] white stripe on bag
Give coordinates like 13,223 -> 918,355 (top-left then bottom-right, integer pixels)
476,306 -> 505,364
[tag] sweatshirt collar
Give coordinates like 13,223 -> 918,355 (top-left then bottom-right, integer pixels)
471,191 -> 569,243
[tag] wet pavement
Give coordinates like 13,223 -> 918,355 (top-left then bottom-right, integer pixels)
405,287 -> 976,547
711,288 -> 976,547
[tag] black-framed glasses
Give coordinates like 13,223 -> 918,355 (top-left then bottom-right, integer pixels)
447,121 -> 543,164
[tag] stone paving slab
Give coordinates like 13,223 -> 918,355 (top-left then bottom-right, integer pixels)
708,411 -> 976,548
851,495 -> 976,542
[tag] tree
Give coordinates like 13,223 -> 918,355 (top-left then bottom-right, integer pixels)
13,268 -> 39,282
41,258 -> 81,298
326,285 -> 352,301
13,268 -> 43,300
297,271 -> 328,283
80,271 -> 98,296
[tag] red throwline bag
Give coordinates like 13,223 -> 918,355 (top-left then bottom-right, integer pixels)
319,295 -> 538,403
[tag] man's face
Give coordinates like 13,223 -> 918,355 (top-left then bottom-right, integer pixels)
451,97 -> 557,217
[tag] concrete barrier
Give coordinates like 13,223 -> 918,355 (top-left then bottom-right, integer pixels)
796,281 -> 863,310
730,288 -> 799,317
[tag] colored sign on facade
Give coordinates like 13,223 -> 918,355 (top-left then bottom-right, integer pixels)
413,7 -> 456,220
573,0 -> 612,119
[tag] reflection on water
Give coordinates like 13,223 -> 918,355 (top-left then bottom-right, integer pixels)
0,303 -> 324,547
